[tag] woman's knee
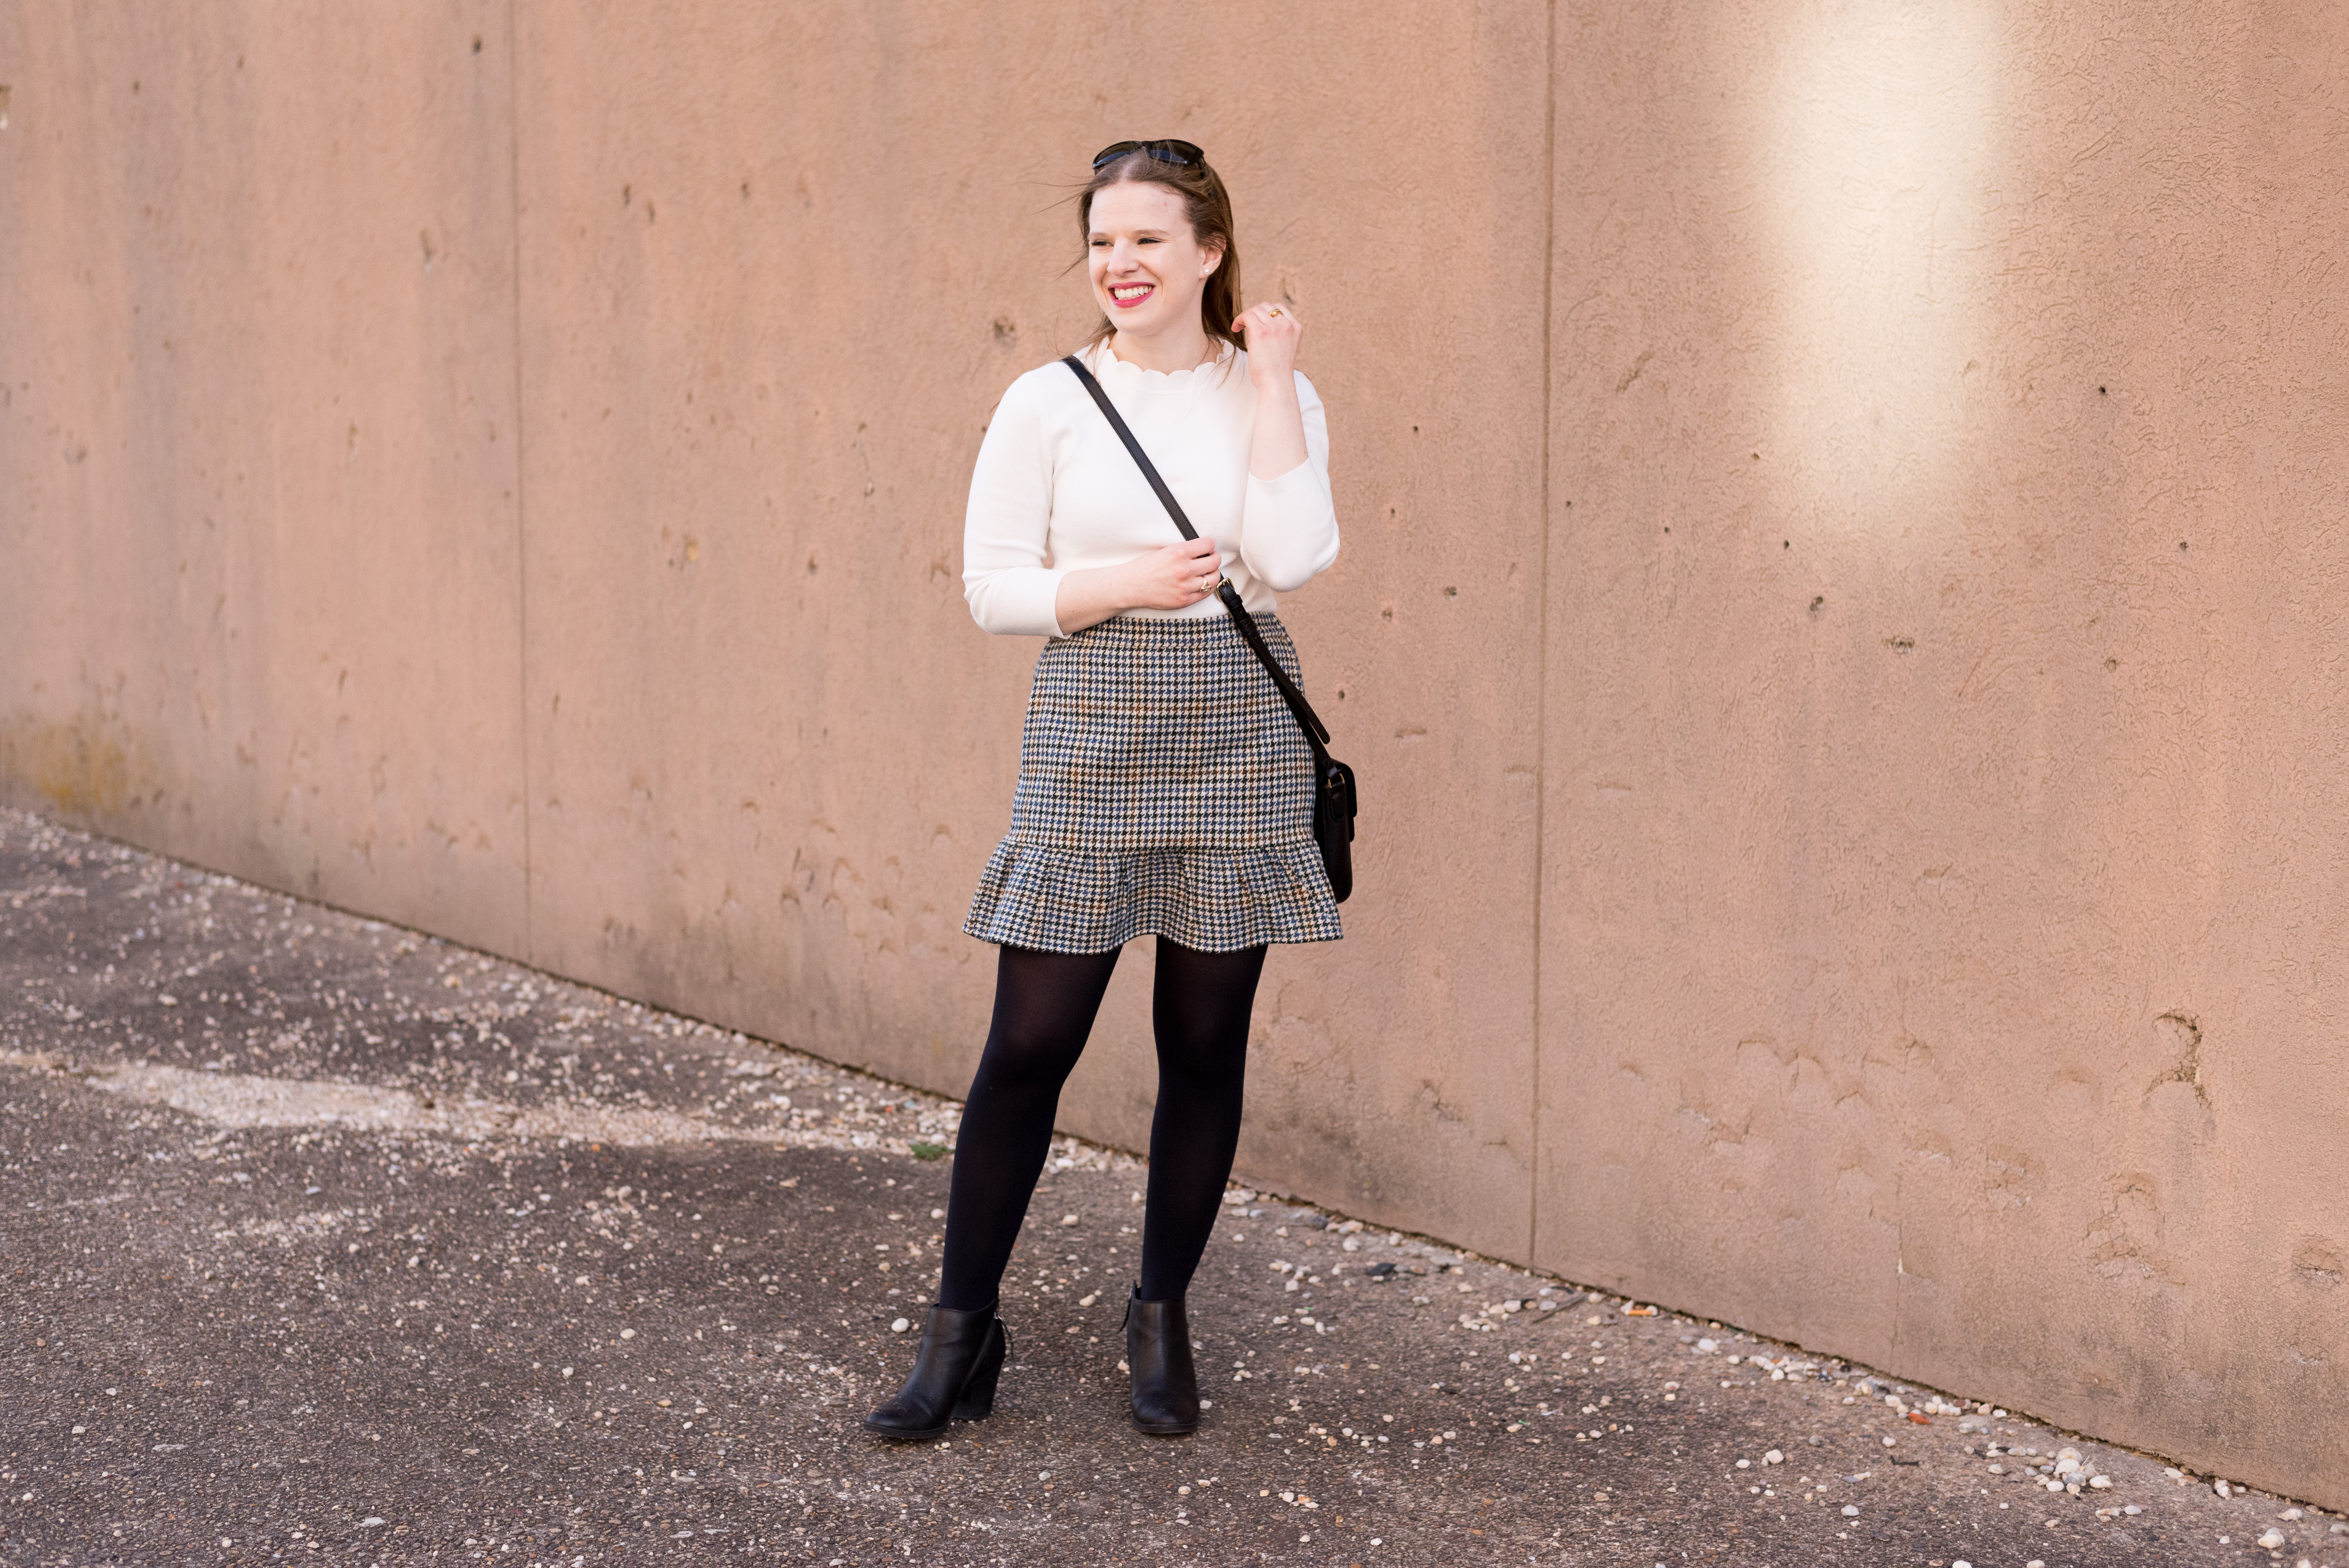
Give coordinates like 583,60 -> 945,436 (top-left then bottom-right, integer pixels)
973,1029 -> 1086,1094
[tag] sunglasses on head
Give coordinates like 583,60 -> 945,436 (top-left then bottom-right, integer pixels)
1092,138 -> 1204,171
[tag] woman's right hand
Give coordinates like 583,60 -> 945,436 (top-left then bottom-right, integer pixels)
1118,536 -> 1225,611
1054,537 -> 1225,633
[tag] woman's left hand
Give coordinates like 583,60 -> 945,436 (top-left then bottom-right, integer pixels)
1234,300 -> 1303,386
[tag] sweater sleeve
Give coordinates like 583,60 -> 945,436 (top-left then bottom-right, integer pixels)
962,375 -> 1068,637
1237,369 -> 1341,592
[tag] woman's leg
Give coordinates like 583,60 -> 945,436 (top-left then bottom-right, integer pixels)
934,943 -> 1122,1312
1137,938 -> 1267,1300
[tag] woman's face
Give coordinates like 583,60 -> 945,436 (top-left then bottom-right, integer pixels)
1087,179 -> 1221,343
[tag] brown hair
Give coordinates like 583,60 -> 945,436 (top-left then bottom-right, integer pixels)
1077,149 -> 1244,356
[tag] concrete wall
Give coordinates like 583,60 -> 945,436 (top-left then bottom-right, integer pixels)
1541,0 -> 2349,1500
4,0 -> 2343,1506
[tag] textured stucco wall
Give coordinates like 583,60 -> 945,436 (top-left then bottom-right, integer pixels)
1540,0 -> 2349,1503
0,1 -> 529,955
4,0 -> 2343,1506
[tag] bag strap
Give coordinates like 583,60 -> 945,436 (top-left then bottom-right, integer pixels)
1061,354 -> 1335,756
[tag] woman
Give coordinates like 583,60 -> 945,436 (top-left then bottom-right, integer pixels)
865,139 -> 1343,1441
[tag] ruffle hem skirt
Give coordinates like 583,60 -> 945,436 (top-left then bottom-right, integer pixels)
963,612 -> 1344,954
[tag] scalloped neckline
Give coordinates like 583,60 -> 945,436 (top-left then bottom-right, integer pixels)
1093,339 -> 1238,389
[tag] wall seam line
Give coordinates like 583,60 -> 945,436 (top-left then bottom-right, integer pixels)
1528,0 -> 1559,1270
505,0 -> 534,965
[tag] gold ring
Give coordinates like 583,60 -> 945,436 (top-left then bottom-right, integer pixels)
1267,307 -> 1284,317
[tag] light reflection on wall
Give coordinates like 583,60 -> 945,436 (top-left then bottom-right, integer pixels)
1763,4 -> 2001,535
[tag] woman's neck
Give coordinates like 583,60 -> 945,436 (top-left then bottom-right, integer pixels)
1107,322 -> 1220,376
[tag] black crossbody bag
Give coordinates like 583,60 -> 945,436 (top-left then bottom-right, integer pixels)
1062,354 -> 1357,903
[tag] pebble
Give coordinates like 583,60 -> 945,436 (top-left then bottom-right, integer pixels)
2258,1530 -> 2286,1550
1841,1505 -> 1860,1517
891,1317 -> 910,1333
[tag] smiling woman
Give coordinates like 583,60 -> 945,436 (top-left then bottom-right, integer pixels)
962,151 -> 1327,639
867,140 -> 1345,1450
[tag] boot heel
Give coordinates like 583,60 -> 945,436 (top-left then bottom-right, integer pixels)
951,1320 -> 1007,1421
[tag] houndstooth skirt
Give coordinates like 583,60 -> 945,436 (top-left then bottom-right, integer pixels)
964,612 -> 1345,955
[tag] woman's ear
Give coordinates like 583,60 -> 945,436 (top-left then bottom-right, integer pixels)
1200,243 -> 1225,279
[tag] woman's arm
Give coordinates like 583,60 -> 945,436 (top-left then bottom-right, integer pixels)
1232,303 -> 1341,592
1236,302 -> 1309,479
964,380 -> 1076,636
1054,538 -> 1227,635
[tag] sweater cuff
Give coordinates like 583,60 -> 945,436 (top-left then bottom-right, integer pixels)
1246,458 -> 1327,520
980,566 -> 1069,639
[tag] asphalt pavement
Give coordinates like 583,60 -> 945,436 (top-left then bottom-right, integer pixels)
2,805 -> 2340,1567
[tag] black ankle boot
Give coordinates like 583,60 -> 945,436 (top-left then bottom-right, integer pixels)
864,1304 -> 1007,1441
1124,1286 -> 1199,1436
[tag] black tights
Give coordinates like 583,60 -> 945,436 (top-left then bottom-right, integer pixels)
935,939 -> 1266,1311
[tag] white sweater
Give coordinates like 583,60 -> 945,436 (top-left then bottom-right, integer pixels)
962,341 -> 1340,637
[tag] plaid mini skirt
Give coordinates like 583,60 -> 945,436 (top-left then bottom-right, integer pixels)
964,611 -> 1345,955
